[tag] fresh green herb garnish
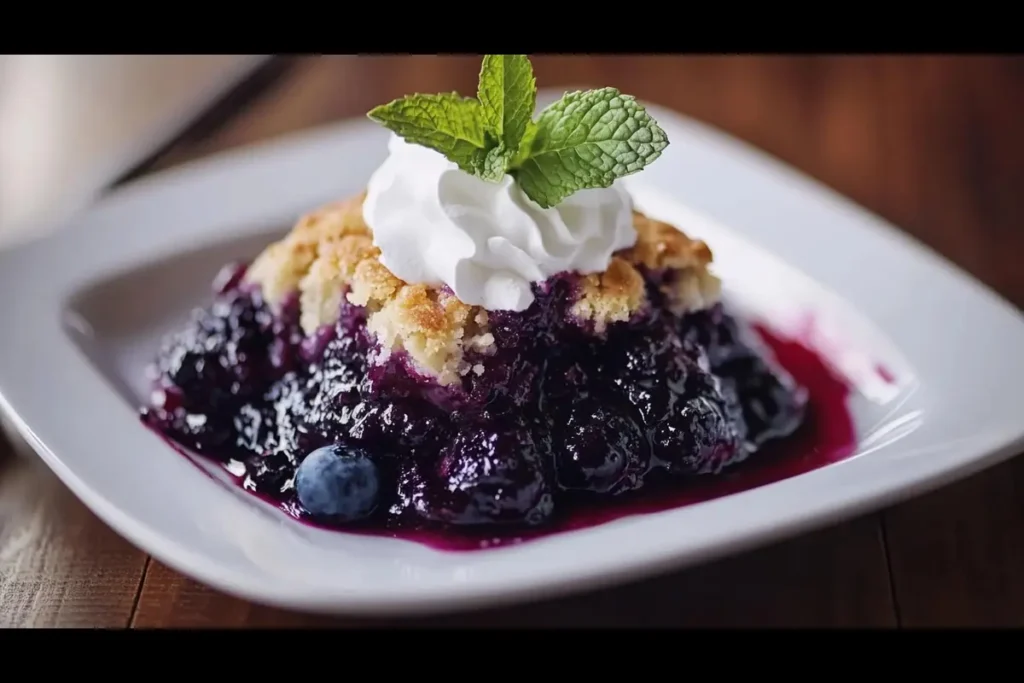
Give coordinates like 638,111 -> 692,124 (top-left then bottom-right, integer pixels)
367,55 -> 669,209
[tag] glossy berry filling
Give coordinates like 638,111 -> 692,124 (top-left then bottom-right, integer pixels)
141,261 -> 825,549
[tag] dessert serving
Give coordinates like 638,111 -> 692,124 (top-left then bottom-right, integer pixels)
141,55 -> 846,550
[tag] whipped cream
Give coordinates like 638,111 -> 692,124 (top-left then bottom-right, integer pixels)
362,134 -> 637,311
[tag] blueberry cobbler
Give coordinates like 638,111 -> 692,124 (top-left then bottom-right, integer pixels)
142,55 -> 825,547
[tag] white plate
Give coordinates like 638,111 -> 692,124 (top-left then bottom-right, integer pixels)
1,91 -> 1023,616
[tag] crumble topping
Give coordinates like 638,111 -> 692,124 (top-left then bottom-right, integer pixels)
571,257 -> 646,333
245,192 -> 721,384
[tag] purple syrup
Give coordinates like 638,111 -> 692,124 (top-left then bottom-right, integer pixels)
317,323 -> 856,551
141,262 -> 857,552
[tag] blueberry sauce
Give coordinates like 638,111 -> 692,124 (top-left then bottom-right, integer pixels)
141,262 -> 857,551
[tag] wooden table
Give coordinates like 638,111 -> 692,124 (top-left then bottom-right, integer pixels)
2,55 -> 1023,628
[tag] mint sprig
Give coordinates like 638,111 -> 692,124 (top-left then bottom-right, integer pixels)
366,92 -> 503,181
367,55 -> 669,209
477,54 -> 536,157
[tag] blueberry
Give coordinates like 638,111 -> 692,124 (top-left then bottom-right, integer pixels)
295,445 -> 379,521
604,318 -> 687,384
347,400 -> 443,452
614,348 -> 693,426
687,365 -> 749,445
244,450 -> 297,497
233,401 -> 276,455
651,393 -> 743,476
718,356 -> 807,446
398,423 -> 554,526
144,407 -> 235,461
304,392 -> 361,445
234,373 -> 313,457
680,305 -> 751,368
681,306 -> 808,446
553,395 -> 650,495
313,333 -> 367,402
156,291 -> 274,409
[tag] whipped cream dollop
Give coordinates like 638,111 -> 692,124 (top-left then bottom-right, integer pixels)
362,134 -> 637,311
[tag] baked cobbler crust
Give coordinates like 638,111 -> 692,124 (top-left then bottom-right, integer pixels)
244,191 -> 721,385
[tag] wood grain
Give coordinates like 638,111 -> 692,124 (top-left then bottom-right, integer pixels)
2,54 -> 1022,627
0,449 -> 148,627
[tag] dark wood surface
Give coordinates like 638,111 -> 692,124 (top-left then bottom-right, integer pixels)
2,55 -> 1023,628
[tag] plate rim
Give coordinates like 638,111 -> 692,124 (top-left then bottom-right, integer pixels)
2,93 -> 1024,616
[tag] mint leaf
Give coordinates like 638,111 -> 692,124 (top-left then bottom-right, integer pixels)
477,54 -> 536,156
483,144 -> 511,180
367,93 -> 503,180
510,119 -> 538,168
510,87 -> 669,208
365,58 -> 669,202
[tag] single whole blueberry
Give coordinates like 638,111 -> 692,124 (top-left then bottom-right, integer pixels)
398,422 -> 554,526
652,394 -> 742,476
295,445 -> 379,521
553,394 -> 650,495
717,355 -> 808,447
155,290 -> 275,411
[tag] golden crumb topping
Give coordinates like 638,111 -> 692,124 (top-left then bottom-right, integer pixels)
571,257 -> 647,333
622,211 -> 714,271
245,192 -> 720,384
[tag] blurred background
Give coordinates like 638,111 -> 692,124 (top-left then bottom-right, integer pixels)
0,55 -> 267,245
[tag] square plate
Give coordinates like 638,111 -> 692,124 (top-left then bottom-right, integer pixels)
2,91 -> 1024,616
